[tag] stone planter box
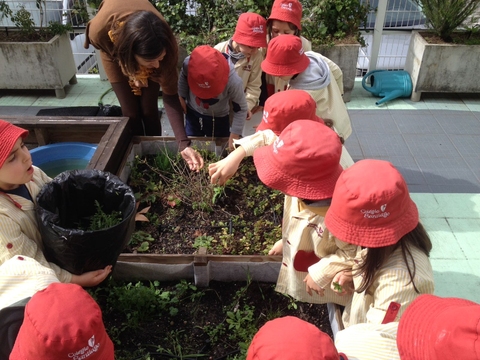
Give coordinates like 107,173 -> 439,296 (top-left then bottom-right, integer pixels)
314,43 -> 361,103
0,33 -> 77,98
404,31 -> 480,101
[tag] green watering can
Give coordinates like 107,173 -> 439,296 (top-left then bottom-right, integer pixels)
362,70 -> 412,105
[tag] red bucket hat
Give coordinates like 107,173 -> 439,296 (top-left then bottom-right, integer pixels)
188,45 -> 229,99
247,316 -> 346,360
256,89 -> 323,135
325,159 -> 419,248
261,34 -> 310,76
269,0 -> 303,30
0,120 -> 28,168
397,294 -> 480,360
232,12 -> 267,49
10,283 -> 114,360
253,119 -> 343,200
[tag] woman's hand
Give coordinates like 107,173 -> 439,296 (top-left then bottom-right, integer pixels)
208,146 -> 245,185
304,273 -> 325,297
331,270 -> 354,296
71,265 -> 112,287
181,146 -> 204,172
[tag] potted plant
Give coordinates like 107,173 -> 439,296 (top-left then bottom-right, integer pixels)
301,0 -> 371,102
0,0 -> 78,98
404,0 -> 480,101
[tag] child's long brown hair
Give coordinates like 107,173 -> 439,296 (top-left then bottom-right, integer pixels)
110,11 -> 178,76
354,222 -> 432,293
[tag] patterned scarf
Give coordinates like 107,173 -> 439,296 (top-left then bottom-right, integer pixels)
227,39 -> 246,64
108,22 -> 153,96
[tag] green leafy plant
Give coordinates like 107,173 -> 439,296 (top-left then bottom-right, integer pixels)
193,235 -> 215,251
302,0 -> 370,47
413,0 -> 480,42
152,0 -> 276,52
85,200 -> 122,231
333,281 -> 343,292
129,230 -> 155,252
0,0 -> 72,41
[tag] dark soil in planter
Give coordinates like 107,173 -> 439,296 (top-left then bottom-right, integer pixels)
126,151 -> 284,255
0,30 -> 58,42
93,278 -> 333,360
419,31 -> 480,45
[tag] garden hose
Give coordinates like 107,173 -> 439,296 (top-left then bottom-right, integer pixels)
98,87 -> 114,107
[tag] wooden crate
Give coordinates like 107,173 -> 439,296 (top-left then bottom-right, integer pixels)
3,116 -> 132,174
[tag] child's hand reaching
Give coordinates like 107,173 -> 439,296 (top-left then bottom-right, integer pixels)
303,273 -> 325,297
71,265 -> 112,287
331,270 -> 354,296
209,146 -> 246,185
268,239 -> 283,255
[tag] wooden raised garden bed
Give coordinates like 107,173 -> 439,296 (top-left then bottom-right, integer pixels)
114,136 -> 283,286
3,115 -> 131,174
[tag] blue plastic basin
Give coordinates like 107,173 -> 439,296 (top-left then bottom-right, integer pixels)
30,142 -> 97,178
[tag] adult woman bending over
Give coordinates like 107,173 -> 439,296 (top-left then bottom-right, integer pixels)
84,0 -> 203,170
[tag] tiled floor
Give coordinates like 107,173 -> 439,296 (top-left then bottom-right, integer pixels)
1,76 -> 479,303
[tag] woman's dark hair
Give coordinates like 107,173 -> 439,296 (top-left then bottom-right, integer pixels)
111,11 -> 178,75
354,222 -> 432,294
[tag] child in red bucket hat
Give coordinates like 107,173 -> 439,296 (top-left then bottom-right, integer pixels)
262,34 -> 351,139
0,119 -> 112,289
266,0 -> 311,49
215,13 -> 267,123
0,255 -> 60,358
178,45 -> 248,150
247,316 -> 348,360
261,0 -> 316,118
10,282 -> 114,359
397,294 -> 480,360
250,120 -> 358,306
334,294 -> 480,359
208,89 -> 355,186
324,159 -> 434,327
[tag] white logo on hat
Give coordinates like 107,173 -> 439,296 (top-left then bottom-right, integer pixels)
273,138 -> 284,154
69,335 -> 101,360
299,48 -> 304,55
262,110 -> 269,123
280,3 -> 293,11
197,82 -> 211,89
252,25 -> 264,34
361,204 -> 390,219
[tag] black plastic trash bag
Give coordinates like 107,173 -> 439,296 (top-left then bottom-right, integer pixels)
36,169 -> 136,275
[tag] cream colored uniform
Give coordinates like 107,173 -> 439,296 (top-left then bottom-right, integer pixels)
335,322 -> 400,360
215,41 -> 264,112
235,130 -> 357,305
0,166 -> 72,284
342,245 -> 434,327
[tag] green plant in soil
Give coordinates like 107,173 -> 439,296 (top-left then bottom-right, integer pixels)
0,0 -> 73,41
81,200 -> 122,231
127,147 -> 284,255
91,276 -> 332,359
